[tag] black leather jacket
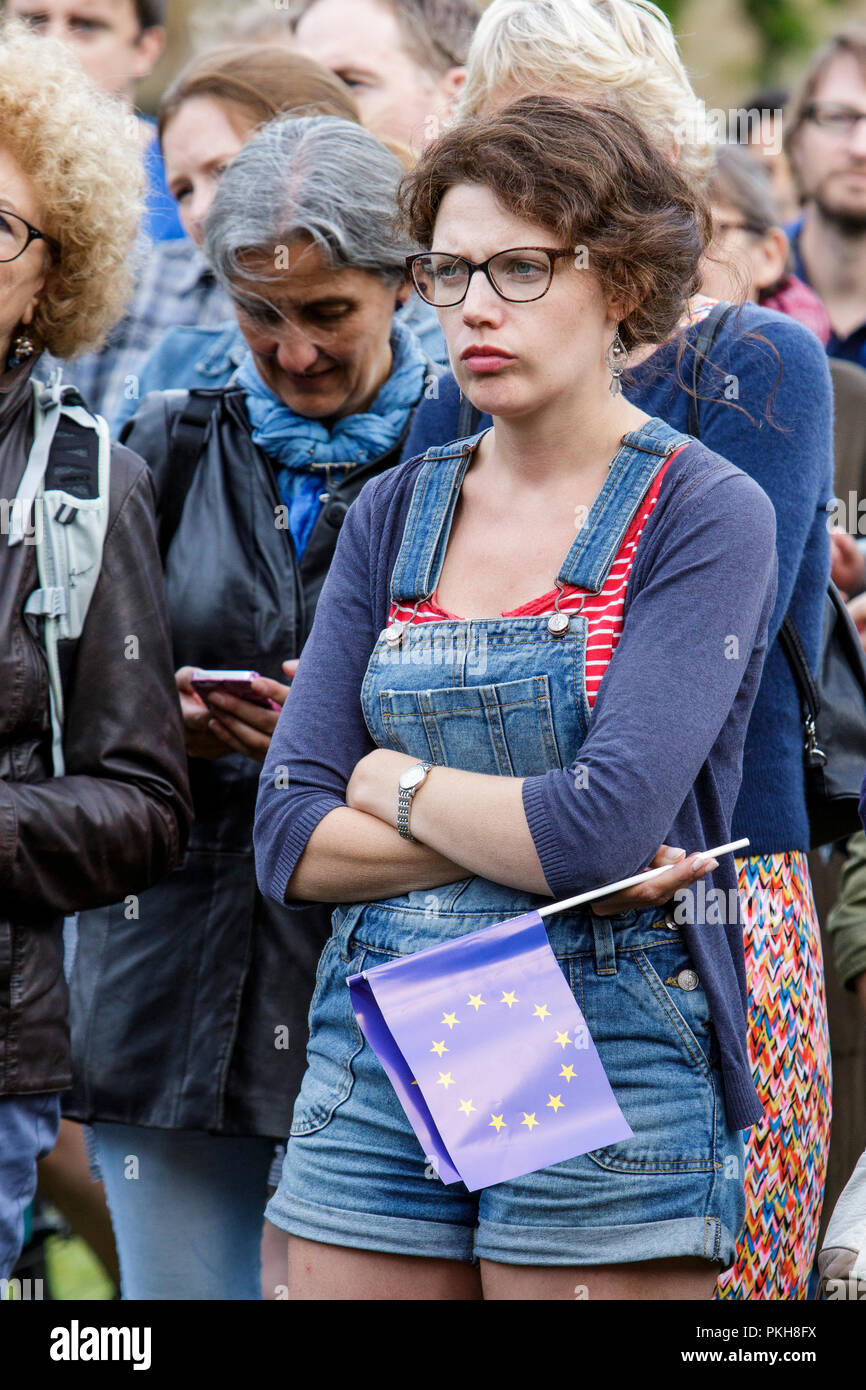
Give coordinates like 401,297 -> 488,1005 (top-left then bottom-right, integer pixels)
66,384 -> 418,1136
0,360 -> 192,1095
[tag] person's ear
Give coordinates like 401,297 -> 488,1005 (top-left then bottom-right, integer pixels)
20,253 -> 49,326
438,66 -> 466,119
752,226 -> 790,293
395,279 -> 413,308
20,291 -> 42,327
606,295 -> 635,329
131,25 -> 165,83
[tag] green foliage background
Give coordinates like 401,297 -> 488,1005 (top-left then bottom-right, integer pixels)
657,0 -> 850,79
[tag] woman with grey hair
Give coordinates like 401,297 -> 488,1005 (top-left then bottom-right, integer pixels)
66,114 -> 437,1301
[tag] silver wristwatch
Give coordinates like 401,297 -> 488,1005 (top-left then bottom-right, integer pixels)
397,761 -> 433,841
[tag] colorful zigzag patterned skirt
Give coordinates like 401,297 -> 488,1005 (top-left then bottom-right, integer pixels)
715,851 -> 832,1300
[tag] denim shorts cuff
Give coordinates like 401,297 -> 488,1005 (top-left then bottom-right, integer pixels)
265,1190 -> 476,1263
474,1215 -> 737,1267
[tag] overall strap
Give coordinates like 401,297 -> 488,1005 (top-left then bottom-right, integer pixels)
389,432 -> 487,606
557,418 -> 690,592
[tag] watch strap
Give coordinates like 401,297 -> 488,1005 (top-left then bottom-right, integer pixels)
397,761 -> 432,842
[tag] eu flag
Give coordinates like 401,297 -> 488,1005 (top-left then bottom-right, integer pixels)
348,910 -> 632,1191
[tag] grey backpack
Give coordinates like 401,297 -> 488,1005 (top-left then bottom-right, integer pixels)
6,376 -> 111,775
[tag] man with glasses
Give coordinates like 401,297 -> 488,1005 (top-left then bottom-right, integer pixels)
784,24 -> 866,369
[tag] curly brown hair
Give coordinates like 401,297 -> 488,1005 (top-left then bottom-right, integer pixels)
398,95 -> 712,352
0,21 -> 144,359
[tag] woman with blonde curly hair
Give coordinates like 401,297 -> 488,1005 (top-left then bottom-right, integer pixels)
404,0 -> 834,1301
0,21 -> 191,1281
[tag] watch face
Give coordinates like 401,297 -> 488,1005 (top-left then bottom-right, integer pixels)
399,764 -> 427,790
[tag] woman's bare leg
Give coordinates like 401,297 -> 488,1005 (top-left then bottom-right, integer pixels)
288,1235 -> 483,1300
261,1211 -> 289,1300
481,1256 -> 720,1301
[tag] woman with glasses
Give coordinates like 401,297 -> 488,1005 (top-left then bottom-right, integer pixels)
0,23 -> 191,1280
66,114 -> 439,1300
400,0 -> 836,1302
255,96 -> 778,1301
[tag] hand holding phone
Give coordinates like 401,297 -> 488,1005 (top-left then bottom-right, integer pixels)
190,670 -> 282,713
176,665 -> 294,764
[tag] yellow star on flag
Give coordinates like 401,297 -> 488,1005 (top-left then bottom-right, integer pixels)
521,1112 -> 539,1131
442,1011 -> 459,1029
430,1040 -> 448,1056
457,1098 -> 476,1116
500,990 -> 519,1008
559,1064 -> 577,1082
436,1071 -> 455,1089
532,1004 -> 551,1021
489,1114 -> 507,1132
467,993 -> 485,1012
547,1094 -> 564,1113
554,1029 -> 572,1049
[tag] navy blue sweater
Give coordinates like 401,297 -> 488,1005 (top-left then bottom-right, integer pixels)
255,434 -> 777,1128
403,304 -> 833,854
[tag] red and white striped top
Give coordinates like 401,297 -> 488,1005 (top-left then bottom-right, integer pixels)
388,450 -> 682,709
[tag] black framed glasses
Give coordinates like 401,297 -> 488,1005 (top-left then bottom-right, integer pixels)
0,207 -> 61,265
406,247 -> 576,307
804,103 -> 866,136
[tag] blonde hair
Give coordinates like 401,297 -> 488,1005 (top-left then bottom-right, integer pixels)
0,22 -> 144,358
459,0 -> 715,188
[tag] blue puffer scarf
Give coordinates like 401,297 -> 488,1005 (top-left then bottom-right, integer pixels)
237,317 -> 428,559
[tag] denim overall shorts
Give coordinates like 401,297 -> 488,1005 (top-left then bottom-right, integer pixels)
267,420 -> 747,1268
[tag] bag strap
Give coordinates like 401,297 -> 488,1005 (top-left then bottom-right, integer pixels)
154,390 -> 218,563
777,611 -> 820,722
687,301 -> 736,437
14,377 -> 111,776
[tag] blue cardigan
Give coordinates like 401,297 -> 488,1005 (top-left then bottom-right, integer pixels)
254,435 -> 777,1128
403,303 -> 834,855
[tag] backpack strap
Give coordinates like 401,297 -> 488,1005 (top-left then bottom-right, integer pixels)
687,301 -> 736,437
9,378 -> 111,776
150,390 -> 218,563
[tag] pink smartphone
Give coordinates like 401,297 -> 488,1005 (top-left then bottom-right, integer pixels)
190,669 -> 282,713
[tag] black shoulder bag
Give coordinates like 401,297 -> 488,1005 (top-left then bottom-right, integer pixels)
689,301 -> 866,847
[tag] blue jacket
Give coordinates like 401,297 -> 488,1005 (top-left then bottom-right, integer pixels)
113,320 -> 248,432
254,433 -> 778,1127
141,120 -> 185,244
402,302 -> 834,856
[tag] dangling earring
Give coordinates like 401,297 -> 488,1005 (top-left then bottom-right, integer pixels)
605,325 -> 629,396
7,331 -> 37,369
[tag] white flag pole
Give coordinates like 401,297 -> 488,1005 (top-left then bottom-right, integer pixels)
536,838 -> 750,919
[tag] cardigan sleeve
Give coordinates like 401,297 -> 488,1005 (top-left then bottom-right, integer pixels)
522,466 -> 778,899
254,476 -> 383,908
690,309 -> 833,646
